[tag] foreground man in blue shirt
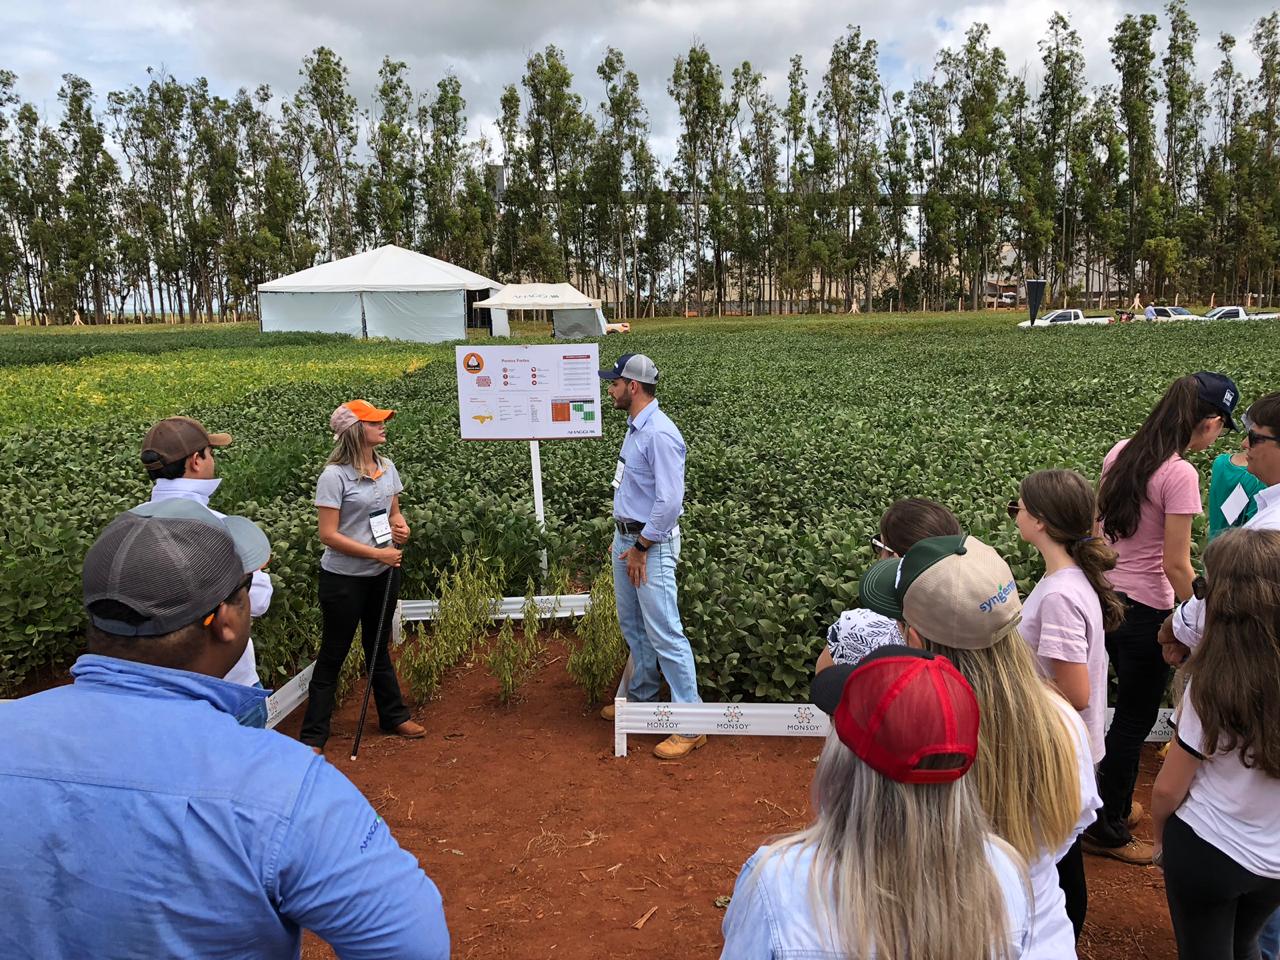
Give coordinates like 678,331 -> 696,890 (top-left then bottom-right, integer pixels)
598,353 -> 704,759
0,508 -> 449,960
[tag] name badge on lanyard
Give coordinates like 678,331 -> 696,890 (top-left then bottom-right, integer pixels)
612,458 -> 625,490
369,508 -> 393,546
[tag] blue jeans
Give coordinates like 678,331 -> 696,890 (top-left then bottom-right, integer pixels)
612,528 -> 700,703
1261,909 -> 1280,960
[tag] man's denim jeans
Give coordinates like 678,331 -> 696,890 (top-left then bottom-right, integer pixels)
612,528 -> 700,703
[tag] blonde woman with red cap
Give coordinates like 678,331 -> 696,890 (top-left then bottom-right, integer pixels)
721,645 -> 1031,960
299,400 -> 424,752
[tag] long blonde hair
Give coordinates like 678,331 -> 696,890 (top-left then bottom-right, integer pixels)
327,421 -> 382,476
923,628 -> 1082,860
753,733 -> 1023,960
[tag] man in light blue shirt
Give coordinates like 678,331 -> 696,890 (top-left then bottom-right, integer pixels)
0,508 -> 449,960
598,353 -> 704,760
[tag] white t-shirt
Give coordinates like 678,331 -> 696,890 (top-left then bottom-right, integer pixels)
1021,701 -> 1100,960
1021,567 -> 1109,763
721,837 -> 1030,959
1174,483 -> 1280,651
1174,682 -> 1280,879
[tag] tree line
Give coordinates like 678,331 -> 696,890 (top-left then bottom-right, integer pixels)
2,1 -> 1279,323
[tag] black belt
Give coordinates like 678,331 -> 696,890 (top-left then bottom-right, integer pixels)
614,518 -> 645,534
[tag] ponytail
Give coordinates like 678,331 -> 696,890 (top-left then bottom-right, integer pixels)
1098,375 -> 1219,542
1066,537 -> 1127,632
1021,469 -> 1126,631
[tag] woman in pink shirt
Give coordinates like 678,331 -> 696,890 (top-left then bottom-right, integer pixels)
1013,467 -> 1126,940
1083,372 -> 1239,865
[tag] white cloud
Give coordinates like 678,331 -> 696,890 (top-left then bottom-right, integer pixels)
1,0 -> 1273,157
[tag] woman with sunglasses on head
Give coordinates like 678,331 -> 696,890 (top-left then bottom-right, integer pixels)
1083,372 -> 1239,865
722,646 -> 1031,960
1150,527 -> 1280,960
1011,469 -> 1126,940
299,400 -> 425,753
815,498 -> 961,673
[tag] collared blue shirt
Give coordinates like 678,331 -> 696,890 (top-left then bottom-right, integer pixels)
0,655 -> 449,960
613,399 -> 686,542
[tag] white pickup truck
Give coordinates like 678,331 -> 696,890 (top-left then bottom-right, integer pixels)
1147,305 -> 1205,321
1203,305 -> 1280,321
1018,309 -> 1111,328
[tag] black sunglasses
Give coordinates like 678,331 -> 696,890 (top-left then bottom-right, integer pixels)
1247,429 -> 1280,447
1007,499 -> 1022,520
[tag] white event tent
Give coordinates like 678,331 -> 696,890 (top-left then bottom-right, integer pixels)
258,245 -> 499,343
474,283 -> 607,339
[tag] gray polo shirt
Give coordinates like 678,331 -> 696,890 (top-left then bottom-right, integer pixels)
315,459 -> 404,577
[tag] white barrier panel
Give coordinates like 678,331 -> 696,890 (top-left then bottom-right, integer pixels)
265,593 -> 592,729
399,593 -> 590,623
611,657 -> 1177,757
265,662 -> 315,730
614,699 -> 830,756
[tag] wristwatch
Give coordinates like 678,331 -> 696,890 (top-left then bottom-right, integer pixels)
633,539 -> 650,553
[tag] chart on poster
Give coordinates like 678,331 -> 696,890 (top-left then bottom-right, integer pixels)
456,343 -> 603,441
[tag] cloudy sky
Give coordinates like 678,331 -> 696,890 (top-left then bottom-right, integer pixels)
2,0 -> 1274,159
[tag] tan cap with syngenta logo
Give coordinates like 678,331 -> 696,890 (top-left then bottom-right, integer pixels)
858,535 -> 1022,649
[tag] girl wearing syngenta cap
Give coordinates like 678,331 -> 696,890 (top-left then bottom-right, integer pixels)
857,535 -> 1100,960
721,646 -> 1031,959
299,400 -> 425,752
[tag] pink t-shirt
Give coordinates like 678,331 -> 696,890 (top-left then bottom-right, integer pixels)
1100,439 -> 1202,610
1021,567 -> 1109,763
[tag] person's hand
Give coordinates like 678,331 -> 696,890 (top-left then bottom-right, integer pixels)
1158,614 -> 1189,666
375,546 -> 403,568
390,515 -> 410,543
624,546 -> 648,587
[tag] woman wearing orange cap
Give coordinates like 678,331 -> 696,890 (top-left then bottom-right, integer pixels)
299,400 -> 425,751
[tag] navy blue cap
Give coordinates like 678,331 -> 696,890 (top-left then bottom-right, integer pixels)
1194,371 -> 1240,430
598,353 -> 659,384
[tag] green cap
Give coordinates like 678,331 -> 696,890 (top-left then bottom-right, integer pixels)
859,558 -> 904,620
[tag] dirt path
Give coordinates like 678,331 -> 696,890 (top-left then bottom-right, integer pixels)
285,641 -> 1177,959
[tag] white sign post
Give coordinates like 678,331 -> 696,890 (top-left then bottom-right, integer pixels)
456,344 -> 603,576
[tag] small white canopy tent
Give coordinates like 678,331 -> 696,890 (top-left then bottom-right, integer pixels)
258,245 -> 498,343
474,283 -> 607,339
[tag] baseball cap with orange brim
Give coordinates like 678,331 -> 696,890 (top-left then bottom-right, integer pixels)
330,399 -> 396,436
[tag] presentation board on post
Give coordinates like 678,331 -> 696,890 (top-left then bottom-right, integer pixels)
456,344 -> 603,441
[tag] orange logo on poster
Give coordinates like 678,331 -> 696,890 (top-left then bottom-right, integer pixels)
463,352 -> 484,374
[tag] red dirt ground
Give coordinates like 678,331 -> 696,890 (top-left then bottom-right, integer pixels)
281,640 -> 1178,960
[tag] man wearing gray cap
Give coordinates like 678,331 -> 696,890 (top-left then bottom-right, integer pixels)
0,507 -> 449,959
598,353 -> 704,759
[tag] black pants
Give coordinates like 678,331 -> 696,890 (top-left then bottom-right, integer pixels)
1056,836 -> 1087,940
1164,813 -> 1280,960
1089,595 -> 1171,846
300,568 -> 411,748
